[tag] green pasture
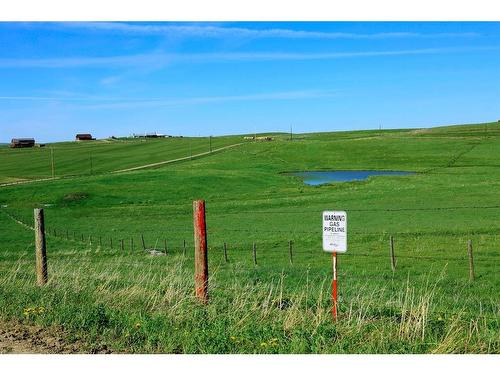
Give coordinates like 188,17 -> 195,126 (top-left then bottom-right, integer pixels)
0,122 -> 498,353
0,135 -> 241,183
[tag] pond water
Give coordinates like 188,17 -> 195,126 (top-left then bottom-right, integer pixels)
287,170 -> 415,186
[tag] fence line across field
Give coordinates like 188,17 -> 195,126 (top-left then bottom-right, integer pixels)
15,203 -> 500,217
7,205 -> 500,236
1,208 -> 497,288
33,221 -> 500,266
5,209 -> 498,256
18,226 -> 500,243
25,204 -> 500,326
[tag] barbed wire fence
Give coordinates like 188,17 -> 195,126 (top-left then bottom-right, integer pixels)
2,206 -> 499,323
3,207 -> 499,270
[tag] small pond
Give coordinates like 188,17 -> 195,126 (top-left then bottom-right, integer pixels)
286,170 -> 415,186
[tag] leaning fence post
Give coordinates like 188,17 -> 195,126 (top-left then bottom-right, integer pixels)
467,240 -> 475,281
253,242 -> 257,266
390,235 -> 396,272
141,234 -> 146,250
193,200 -> 208,304
34,208 -> 48,286
223,242 -> 228,263
288,240 -> 293,265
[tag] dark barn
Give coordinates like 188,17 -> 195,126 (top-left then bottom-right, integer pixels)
10,138 -> 35,148
75,133 -> 95,141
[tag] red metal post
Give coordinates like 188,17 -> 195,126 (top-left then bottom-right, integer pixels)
193,200 -> 208,304
332,252 -> 338,321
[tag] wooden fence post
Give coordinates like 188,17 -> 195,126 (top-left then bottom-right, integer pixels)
390,235 -> 396,272
34,208 -> 48,286
223,242 -> 228,263
120,239 -> 124,251
468,240 -> 475,281
183,239 -> 187,256
288,240 -> 293,265
164,239 -> 168,254
141,234 -> 146,250
110,237 -> 113,249
253,242 -> 257,266
81,233 -> 84,242
99,236 -> 102,247
131,237 -> 134,252
66,229 -> 69,240
193,200 -> 208,304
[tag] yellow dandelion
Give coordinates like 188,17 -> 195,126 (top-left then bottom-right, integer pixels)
23,307 -> 35,317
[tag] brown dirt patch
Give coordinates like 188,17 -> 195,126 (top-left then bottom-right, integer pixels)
0,320 -> 92,354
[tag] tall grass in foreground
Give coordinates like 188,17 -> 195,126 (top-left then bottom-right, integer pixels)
0,251 -> 497,353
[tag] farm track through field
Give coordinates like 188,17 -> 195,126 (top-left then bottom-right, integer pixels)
423,139 -> 483,174
0,142 -> 244,188
110,142 -> 244,173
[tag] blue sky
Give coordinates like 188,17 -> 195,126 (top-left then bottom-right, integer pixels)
0,22 -> 499,142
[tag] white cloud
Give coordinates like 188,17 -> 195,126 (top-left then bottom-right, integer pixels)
0,53 -> 169,68
82,89 -> 341,110
99,75 -> 123,86
60,22 -> 481,40
0,46 -> 497,69
0,89 -> 341,109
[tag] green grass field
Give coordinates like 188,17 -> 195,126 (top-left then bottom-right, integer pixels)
0,122 -> 498,353
0,135 -> 241,183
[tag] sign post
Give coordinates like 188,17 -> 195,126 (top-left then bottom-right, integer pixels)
332,252 -> 337,320
323,211 -> 347,322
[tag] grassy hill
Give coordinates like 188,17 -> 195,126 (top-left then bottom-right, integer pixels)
0,135 -> 242,183
0,122 -> 498,353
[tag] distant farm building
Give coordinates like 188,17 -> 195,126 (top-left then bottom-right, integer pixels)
133,132 -> 167,139
10,138 -> 35,148
243,136 -> 274,141
146,133 -> 166,138
75,134 -> 95,141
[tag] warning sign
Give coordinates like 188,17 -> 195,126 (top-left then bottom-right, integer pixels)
322,211 -> 347,253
